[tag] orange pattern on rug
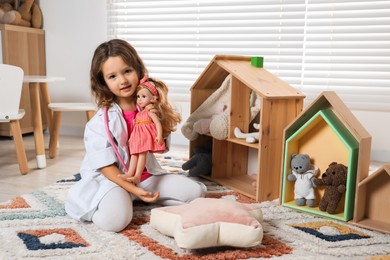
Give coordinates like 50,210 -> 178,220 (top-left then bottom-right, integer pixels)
121,215 -> 292,259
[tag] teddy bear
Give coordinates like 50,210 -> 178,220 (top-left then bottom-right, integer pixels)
0,0 -> 43,29
287,154 -> 318,207
193,103 -> 229,140
0,2 -> 13,23
181,141 -> 212,177
313,162 -> 348,214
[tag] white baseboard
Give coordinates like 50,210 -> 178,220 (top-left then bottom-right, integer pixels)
370,150 -> 390,164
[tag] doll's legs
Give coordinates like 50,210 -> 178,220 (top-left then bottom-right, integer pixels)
139,174 -> 207,206
92,186 -> 133,232
135,152 -> 147,178
127,152 -> 147,184
127,154 -> 138,176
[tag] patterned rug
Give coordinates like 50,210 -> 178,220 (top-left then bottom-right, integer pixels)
1,150 -> 390,259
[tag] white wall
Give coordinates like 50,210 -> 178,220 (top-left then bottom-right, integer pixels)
39,1 -> 390,163
352,111 -> 390,162
40,0 -> 106,135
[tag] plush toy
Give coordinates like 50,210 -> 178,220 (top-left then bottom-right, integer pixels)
313,162 -> 348,214
0,2 -> 13,23
208,106 -> 229,140
0,0 -> 43,28
287,154 -> 317,207
234,123 -> 260,143
249,173 -> 257,189
181,142 -> 212,177
181,75 -> 261,141
181,75 -> 231,141
193,103 -> 229,140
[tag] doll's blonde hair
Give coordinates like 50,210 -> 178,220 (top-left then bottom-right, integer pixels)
139,77 -> 181,137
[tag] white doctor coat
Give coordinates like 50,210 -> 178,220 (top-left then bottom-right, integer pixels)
65,103 -> 166,221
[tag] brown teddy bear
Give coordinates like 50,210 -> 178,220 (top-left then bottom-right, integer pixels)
313,162 -> 348,214
0,0 -> 43,28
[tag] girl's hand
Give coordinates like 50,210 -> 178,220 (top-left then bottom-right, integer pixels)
134,187 -> 160,203
155,136 -> 163,145
145,103 -> 158,114
118,174 -> 141,185
101,165 -> 158,202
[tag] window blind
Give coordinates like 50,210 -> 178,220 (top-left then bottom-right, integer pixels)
302,0 -> 390,111
107,0 -> 390,111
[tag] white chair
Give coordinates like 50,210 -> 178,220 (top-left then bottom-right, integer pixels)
0,64 -> 29,174
48,102 -> 96,158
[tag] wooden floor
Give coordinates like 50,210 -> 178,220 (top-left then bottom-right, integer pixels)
0,133 -> 85,202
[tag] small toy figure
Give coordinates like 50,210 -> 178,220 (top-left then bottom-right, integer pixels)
233,123 -> 260,143
182,141 -> 212,177
287,154 -> 317,207
313,162 -> 348,214
125,77 -> 181,184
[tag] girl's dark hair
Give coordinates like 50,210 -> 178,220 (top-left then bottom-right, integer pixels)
90,39 -> 147,107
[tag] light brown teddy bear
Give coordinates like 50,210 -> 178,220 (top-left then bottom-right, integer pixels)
313,162 -> 348,214
0,0 -> 42,28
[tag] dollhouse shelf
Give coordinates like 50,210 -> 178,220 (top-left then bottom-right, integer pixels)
189,55 -> 305,202
204,133 -> 259,149
280,91 -> 372,223
353,163 -> 390,234
281,109 -> 359,221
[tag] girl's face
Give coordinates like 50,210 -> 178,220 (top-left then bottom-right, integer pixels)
101,56 -> 139,108
136,87 -> 155,108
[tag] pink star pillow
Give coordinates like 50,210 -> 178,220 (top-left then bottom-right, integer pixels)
150,198 -> 263,249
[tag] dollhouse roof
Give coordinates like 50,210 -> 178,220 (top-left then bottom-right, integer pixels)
284,91 -> 372,182
190,55 -> 305,99
354,163 -> 390,233
360,163 -> 390,185
285,92 -> 370,140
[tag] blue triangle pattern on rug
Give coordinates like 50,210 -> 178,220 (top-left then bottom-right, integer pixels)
17,232 -> 86,250
57,173 -> 81,183
293,226 -> 371,242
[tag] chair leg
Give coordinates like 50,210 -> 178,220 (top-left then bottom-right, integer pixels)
41,83 -> 53,134
10,120 -> 29,175
49,111 -> 62,159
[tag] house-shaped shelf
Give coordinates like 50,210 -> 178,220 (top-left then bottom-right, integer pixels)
353,164 -> 390,234
282,109 -> 359,221
188,55 -> 305,201
281,91 -> 371,221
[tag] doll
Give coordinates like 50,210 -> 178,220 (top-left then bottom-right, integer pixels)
125,77 -> 181,184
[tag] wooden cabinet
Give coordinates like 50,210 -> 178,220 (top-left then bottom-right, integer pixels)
189,55 -> 305,202
0,24 -> 46,136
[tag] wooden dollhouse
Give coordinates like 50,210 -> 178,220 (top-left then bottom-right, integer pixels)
188,55 -> 305,202
353,163 -> 390,234
281,91 -> 372,221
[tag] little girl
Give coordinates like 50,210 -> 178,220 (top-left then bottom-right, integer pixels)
124,76 -> 181,184
65,39 -> 206,232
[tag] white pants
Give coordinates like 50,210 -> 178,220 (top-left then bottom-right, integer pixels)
92,174 -> 207,232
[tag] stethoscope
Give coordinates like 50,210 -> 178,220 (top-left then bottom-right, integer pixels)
104,106 -> 129,172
